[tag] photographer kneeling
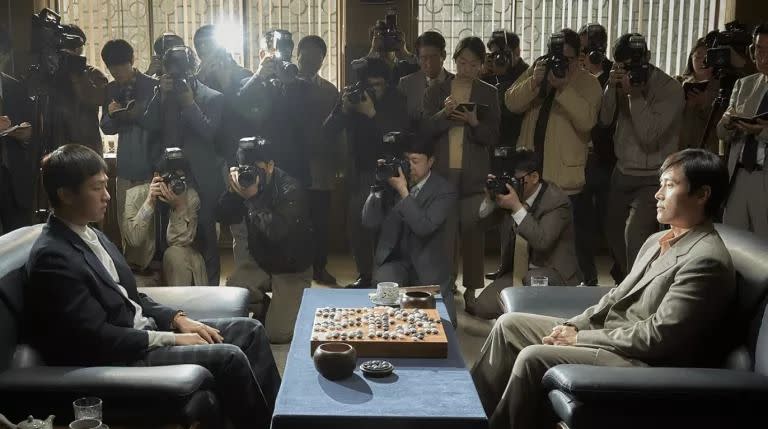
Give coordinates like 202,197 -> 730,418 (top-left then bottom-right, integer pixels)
362,134 -> 458,324
123,147 -> 207,286
218,137 -> 312,344
474,149 -> 580,319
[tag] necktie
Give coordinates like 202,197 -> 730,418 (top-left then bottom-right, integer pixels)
741,90 -> 768,172
533,91 -> 556,176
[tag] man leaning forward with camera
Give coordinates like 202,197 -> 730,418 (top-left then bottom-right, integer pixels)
123,148 -> 207,286
362,135 -> 458,325
217,137 -> 313,344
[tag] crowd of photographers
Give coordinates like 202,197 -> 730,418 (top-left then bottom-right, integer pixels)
1,6 -> 768,341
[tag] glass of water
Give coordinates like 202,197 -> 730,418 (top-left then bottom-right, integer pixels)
530,276 -> 549,287
73,397 -> 102,420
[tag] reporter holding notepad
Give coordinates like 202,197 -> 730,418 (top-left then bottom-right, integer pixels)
423,36 -> 500,310
676,38 -> 721,153
718,23 -> 768,239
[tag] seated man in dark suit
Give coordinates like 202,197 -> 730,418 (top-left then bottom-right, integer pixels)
362,135 -> 458,324
471,149 -> 735,429
24,144 -> 280,429
474,149 -> 581,319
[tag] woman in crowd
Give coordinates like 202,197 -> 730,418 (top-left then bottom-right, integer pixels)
676,37 -> 721,153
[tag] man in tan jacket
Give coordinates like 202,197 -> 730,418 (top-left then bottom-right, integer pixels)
505,28 -> 601,285
123,149 -> 206,286
471,149 -> 735,429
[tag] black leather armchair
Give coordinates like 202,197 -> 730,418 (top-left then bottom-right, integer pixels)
500,224 -> 768,429
0,225 -> 251,428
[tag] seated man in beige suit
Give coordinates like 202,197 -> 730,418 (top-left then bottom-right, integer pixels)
472,148 -> 735,429
473,149 -> 581,319
123,147 -> 206,286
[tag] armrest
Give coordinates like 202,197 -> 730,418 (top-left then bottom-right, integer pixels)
0,365 -> 213,397
139,286 -> 250,319
543,364 -> 768,402
500,286 -> 612,318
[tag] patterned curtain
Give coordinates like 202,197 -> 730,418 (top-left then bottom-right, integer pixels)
418,0 -> 725,77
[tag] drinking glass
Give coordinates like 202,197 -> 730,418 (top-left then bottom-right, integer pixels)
73,397 -> 102,420
530,276 -> 549,287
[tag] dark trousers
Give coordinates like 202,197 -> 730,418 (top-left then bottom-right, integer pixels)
347,174 -> 376,280
309,189 -> 331,273
0,167 -> 32,235
198,202 -> 221,286
577,155 -> 615,285
131,318 -> 280,429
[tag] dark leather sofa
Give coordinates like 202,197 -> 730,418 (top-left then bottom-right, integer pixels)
0,225 -> 251,427
500,223 -> 768,429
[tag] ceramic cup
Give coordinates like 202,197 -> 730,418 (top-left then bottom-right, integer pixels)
376,282 -> 399,304
400,291 -> 436,309
313,343 -> 357,380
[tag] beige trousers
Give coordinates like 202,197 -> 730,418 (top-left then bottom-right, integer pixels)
162,245 -> 208,286
471,312 -> 641,429
226,261 -> 312,344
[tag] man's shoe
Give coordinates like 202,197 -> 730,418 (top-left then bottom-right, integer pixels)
485,269 -> 503,281
346,276 -> 372,289
313,269 -> 338,286
463,289 -> 478,315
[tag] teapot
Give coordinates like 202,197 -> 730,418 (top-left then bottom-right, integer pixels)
16,415 -> 55,429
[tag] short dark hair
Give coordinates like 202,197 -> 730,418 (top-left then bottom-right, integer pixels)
42,144 -> 108,208
511,149 -> 541,175
361,57 -> 392,83
153,33 -> 184,56
415,31 -> 446,56
405,136 -> 435,158
369,21 -> 388,41
62,24 -> 86,45
578,24 -> 608,49
659,149 -> 729,218
613,33 -> 648,62
101,39 -> 134,67
488,32 -> 520,51
0,26 -> 12,56
194,25 -> 216,45
558,28 -> 581,55
453,36 -> 485,61
297,35 -> 328,58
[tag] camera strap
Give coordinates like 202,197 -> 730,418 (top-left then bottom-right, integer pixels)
532,90 -> 556,176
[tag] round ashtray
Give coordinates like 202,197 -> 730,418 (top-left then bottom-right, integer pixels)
360,360 -> 394,378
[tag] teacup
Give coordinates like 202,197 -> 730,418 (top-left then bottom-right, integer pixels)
376,282 -> 399,304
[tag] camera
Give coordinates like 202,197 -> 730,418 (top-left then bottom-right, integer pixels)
705,21 -> 750,72
626,34 -> 650,86
376,132 -> 411,184
160,147 -> 188,195
163,46 -> 197,92
378,8 -> 401,52
583,24 -> 607,65
235,137 -> 269,190
546,32 -> 569,79
270,30 -> 299,79
486,146 -> 523,198
488,30 -> 512,68
343,58 -> 373,105
30,8 -> 87,77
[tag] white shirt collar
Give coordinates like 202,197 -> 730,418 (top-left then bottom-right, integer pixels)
525,183 -> 543,208
411,170 -> 431,194
426,69 -> 448,85
56,215 -> 89,237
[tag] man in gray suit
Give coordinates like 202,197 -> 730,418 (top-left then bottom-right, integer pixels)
474,149 -> 581,319
398,31 -> 453,130
472,149 -> 735,429
362,136 -> 458,325
719,23 -> 768,240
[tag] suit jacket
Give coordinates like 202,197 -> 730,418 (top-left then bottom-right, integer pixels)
24,216 -> 178,366
717,73 -> 768,183
398,68 -> 454,130
566,222 -> 735,367
305,75 -> 341,191
493,182 -> 581,284
362,171 -> 458,285
423,77 -> 501,195
0,73 -> 35,208
507,66 -> 602,193
143,80 -> 225,208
